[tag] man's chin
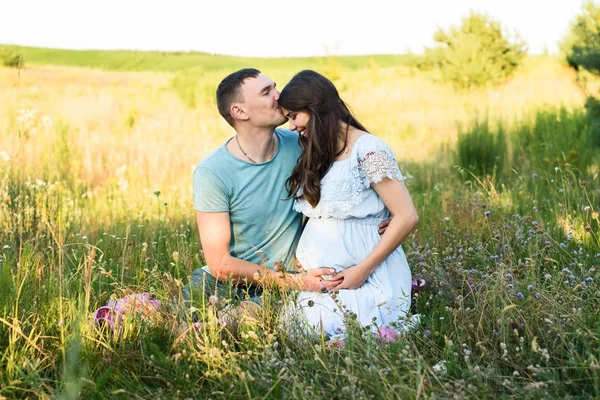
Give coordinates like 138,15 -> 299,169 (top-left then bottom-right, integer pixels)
275,117 -> 288,128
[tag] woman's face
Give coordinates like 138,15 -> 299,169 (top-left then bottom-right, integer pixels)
283,109 -> 310,138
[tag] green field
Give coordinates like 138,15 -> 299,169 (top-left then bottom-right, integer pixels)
0,46 -> 599,399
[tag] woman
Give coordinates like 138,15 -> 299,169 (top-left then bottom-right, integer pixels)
278,70 -> 420,338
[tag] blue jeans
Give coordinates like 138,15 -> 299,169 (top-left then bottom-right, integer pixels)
182,267 -> 263,305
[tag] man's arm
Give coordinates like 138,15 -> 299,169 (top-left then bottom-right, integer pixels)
196,211 -> 337,291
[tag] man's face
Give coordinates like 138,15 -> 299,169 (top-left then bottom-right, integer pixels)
238,74 -> 287,128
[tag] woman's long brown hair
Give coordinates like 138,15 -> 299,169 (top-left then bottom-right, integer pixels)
278,70 -> 368,208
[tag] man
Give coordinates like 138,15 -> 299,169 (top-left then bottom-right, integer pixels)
184,68 -> 337,303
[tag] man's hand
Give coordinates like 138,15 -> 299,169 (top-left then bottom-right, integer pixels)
378,217 -> 392,235
298,267 -> 338,292
330,265 -> 370,290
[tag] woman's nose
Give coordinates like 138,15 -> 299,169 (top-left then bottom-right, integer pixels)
289,121 -> 296,131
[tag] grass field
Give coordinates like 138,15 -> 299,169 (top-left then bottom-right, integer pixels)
0,46 -> 599,399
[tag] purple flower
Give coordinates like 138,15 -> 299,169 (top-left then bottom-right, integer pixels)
517,292 -> 524,299
412,279 -> 426,294
424,329 -> 431,337
95,306 -> 115,328
532,173 -> 538,179
484,211 -> 491,217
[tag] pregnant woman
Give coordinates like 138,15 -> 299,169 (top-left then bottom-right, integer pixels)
279,70 -> 420,337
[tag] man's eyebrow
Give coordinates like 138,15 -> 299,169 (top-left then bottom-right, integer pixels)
260,82 -> 275,94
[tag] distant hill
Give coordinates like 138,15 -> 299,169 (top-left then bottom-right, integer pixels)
0,45 -> 418,72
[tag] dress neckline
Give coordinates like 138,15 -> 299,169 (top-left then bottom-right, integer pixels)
333,133 -> 370,163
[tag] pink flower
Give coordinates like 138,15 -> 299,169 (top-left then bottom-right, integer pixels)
94,292 -> 161,331
376,325 -> 398,343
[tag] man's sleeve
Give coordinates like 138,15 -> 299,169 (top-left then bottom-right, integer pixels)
193,165 -> 230,212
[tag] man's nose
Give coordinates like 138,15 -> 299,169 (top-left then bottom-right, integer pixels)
273,90 -> 280,101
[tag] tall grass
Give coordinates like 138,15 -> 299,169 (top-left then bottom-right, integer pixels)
0,53 -> 599,398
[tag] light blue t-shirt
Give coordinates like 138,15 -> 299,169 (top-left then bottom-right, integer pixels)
193,128 -> 302,272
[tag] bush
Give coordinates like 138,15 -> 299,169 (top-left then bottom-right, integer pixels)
562,1 -> 600,72
456,118 -> 507,178
562,2 -> 600,148
0,46 -> 23,68
425,12 -> 527,89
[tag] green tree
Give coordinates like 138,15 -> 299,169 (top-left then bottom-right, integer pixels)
0,46 -> 24,68
562,1 -> 600,146
425,12 -> 527,89
562,1 -> 600,73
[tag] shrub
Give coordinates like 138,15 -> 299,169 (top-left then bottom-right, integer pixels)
456,118 -> 507,178
561,1 -> 600,72
562,2 -> 600,147
0,46 -> 23,68
425,12 -> 527,89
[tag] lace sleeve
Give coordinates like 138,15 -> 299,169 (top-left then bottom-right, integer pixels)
355,136 -> 404,188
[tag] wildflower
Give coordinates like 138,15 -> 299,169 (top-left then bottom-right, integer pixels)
535,292 -> 541,299
94,292 -> 161,330
593,212 -> 599,220
517,292 -> 524,299
412,279 -> 426,294
209,295 -> 218,305
584,206 -> 591,212
532,173 -> 538,179
505,273 -> 513,280
484,211 -> 491,217
432,360 -> 447,375
424,329 -> 431,337
376,325 -> 398,343
172,251 -> 179,262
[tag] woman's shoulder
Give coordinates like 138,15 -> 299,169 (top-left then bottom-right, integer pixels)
353,133 -> 395,158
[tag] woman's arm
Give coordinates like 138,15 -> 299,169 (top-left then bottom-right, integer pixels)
329,178 -> 418,290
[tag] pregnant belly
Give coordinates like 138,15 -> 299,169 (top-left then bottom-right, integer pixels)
296,218 -> 375,272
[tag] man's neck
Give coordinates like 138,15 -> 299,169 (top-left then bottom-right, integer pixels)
227,126 -> 277,163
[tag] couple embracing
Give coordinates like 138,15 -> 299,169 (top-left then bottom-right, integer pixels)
185,68 -> 420,338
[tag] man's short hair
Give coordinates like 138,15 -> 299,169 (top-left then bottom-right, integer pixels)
216,68 -> 261,127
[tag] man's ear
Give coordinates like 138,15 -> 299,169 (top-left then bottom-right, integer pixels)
231,104 -> 249,122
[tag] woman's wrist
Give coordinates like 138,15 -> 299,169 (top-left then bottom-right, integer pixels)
356,262 -> 375,276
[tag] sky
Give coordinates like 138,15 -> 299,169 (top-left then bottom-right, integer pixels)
0,0 -> 587,57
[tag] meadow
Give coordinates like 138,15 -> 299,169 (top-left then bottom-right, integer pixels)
0,46 -> 599,399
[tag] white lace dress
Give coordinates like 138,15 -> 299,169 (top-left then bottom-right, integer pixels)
289,134 -> 415,337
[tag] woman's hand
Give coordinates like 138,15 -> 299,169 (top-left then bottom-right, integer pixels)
329,264 -> 371,290
295,267 -> 338,292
